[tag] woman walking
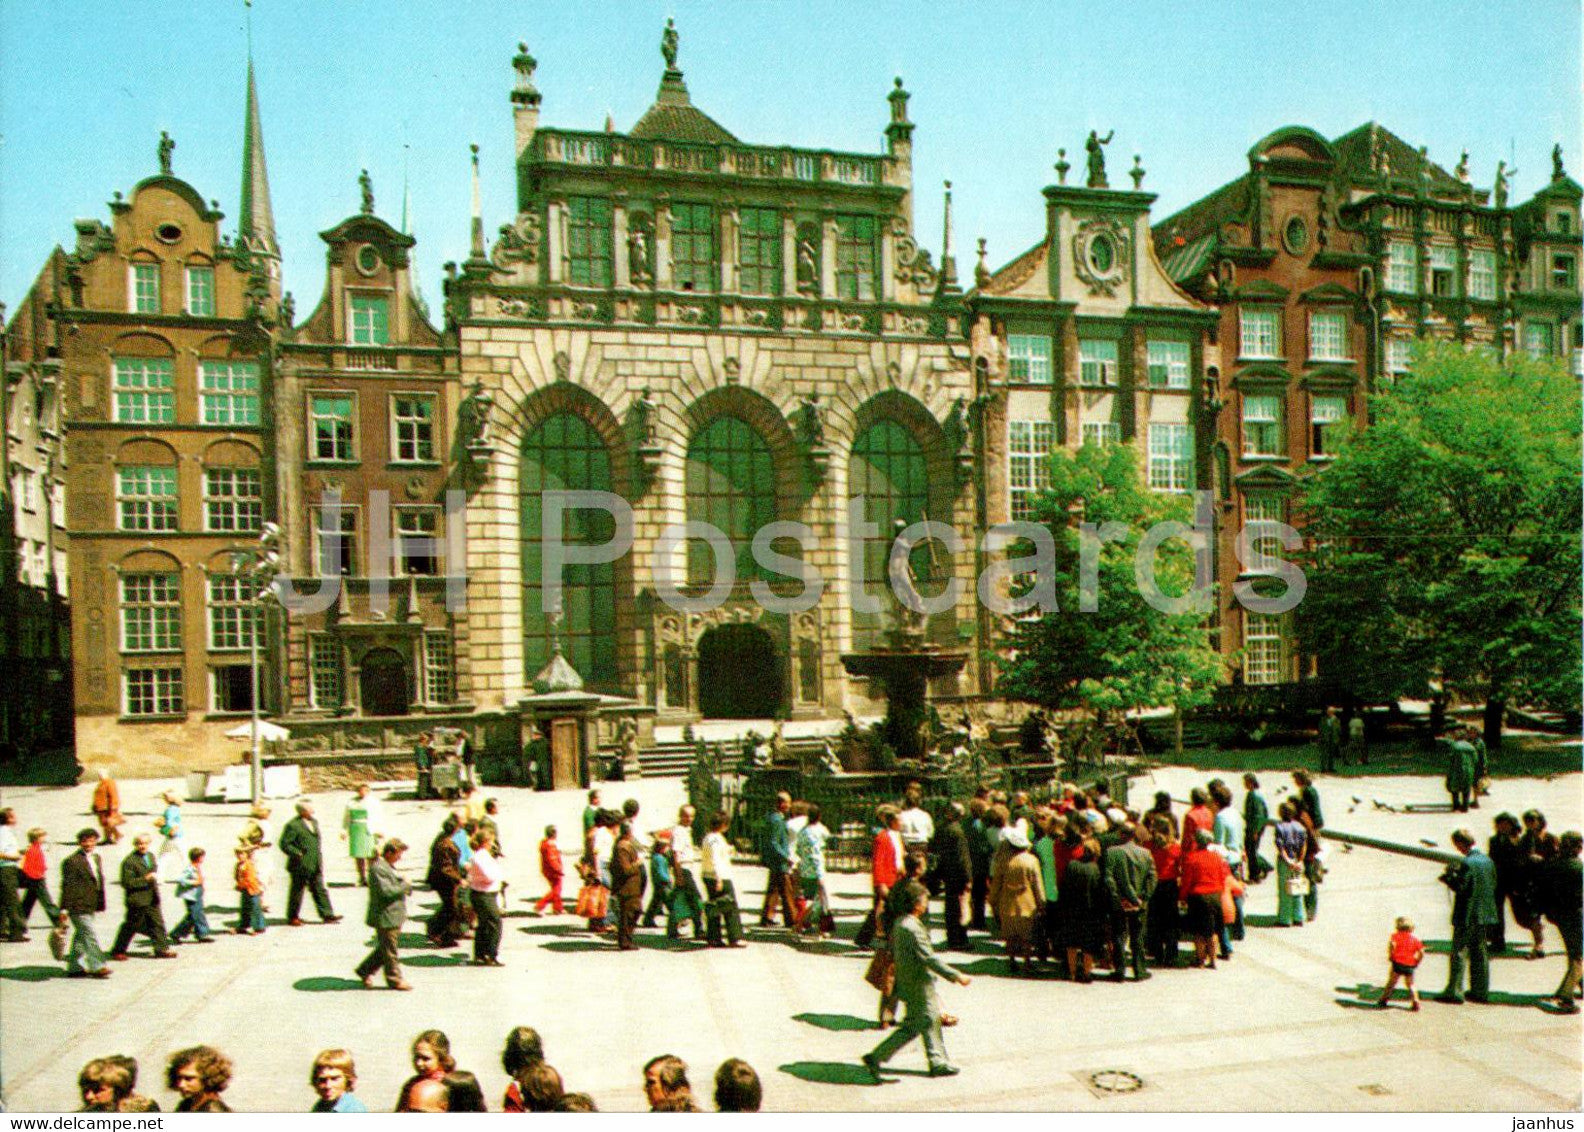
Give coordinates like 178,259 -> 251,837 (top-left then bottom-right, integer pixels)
1272,800 -> 1309,927
341,785 -> 382,887
467,829 -> 506,966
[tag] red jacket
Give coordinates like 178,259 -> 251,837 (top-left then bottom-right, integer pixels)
1178,847 -> 1229,897
1149,840 -> 1181,883
871,830 -> 901,890
21,842 -> 46,881
539,838 -> 563,880
1180,805 -> 1214,852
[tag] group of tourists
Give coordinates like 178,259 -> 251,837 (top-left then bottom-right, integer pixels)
73,1029 -> 762,1112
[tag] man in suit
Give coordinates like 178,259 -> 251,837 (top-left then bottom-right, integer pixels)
1438,828 -> 1499,1004
610,821 -> 646,951
281,802 -> 341,926
109,835 -> 174,960
931,803 -> 974,951
1444,736 -> 1477,813
854,806 -> 902,950
862,887 -> 971,1081
58,828 -> 111,978
1102,822 -> 1158,982
357,838 -> 413,990
759,792 -> 797,928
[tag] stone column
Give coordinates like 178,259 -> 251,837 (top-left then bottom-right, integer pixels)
820,212 -> 837,299
781,210 -> 798,297
879,223 -> 897,302
546,201 -> 564,283
612,195 -> 630,289
655,196 -> 673,290
719,202 -> 739,294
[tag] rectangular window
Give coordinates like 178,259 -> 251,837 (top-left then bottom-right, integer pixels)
1241,394 -> 1282,458
1310,395 -> 1348,457
1244,495 -> 1286,573
308,635 -> 344,709
309,395 -> 355,462
1553,254 -> 1577,291
185,266 -> 216,316
1429,246 -> 1457,297
1524,322 -> 1556,358
19,469 -> 39,513
120,573 -> 182,652
199,360 -> 260,426
202,468 -> 263,533
395,507 -> 439,576
131,263 -> 160,314
671,202 -> 714,292
391,396 -> 435,463
1008,335 -> 1053,384
736,206 -> 781,296
1239,309 -> 1280,359
124,667 -> 184,716
1243,613 -> 1285,686
1146,340 -> 1191,389
314,504 -> 358,577
1385,337 -> 1413,377
1007,420 -> 1055,520
113,358 -> 176,424
1147,423 -> 1193,493
1557,212 -> 1575,236
212,666 -> 254,714
566,196 -> 613,287
1080,421 -> 1122,447
835,214 -> 877,301
348,294 -> 390,345
1308,311 -> 1349,361
1078,338 -> 1119,385
423,633 -> 455,704
1469,250 -> 1497,301
207,575 -> 261,651
1386,241 -> 1418,293
117,466 -> 178,531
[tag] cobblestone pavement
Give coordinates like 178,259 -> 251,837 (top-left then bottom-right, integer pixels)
1,766 -> 1578,1112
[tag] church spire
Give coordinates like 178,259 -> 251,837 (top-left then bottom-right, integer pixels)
238,56 -> 279,268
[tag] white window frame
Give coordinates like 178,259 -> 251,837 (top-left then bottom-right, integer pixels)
202,467 -> 263,533
124,666 -> 184,716
1080,420 -> 1122,447
1146,340 -> 1191,389
347,292 -> 391,346
1243,612 -> 1286,686
314,503 -> 359,577
1078,338 -> 1119,385
390,394 -> 436,464
1469,250 -> 1497,301
206,574 -> 261,652
394,506 -> 440,576
130,262 -> 160,314
1307,311 -> 1349,362
1238,308 -> 1280,360
423,632 -> 456,704
1241,394 -> 1283,458
1553,254 -> 1577,292
1244,494 -> 1286,573
113,358 -> 176,424
1006,419 -> 1055,521
309,393 -> 357,462
120,573 -> 182,653
199,360 -> 260,427
1310,395 -> 1347,458
1524,321 -> 1556,358
1428,245 -> 1457,298
116,465 -> 178,531
308,635 -> 344,710
1147,423 -> 1193,493
1006,334 -> 1052,385
1386,241 -> 1418,294
1385,337 -> 1413,378
185,265 -> 216,316
19,469 -> 39,513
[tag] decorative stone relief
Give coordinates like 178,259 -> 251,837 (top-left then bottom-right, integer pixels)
892,220 -> 938,292
492,211 -> 542,269
553,351 -> 571,382
1072,217 -> 1130,296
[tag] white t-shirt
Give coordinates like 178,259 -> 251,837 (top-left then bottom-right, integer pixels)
468,848 -> 505,893
898,807 -> 934,847
670,824 -> 698,868
0,826 -> 19,861
785,815 -> 809,866
701,832 -> 735,886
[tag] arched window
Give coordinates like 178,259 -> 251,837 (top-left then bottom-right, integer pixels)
685,416 -> 776,584
520,414 -> 616,687
849,419 -> 938,648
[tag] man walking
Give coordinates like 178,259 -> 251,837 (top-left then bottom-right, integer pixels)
611,821 -> 646,951
1437,829 -> 1499,1005
862,887 -> 970,1081
1445,735 -> 1477,814
281,802 -> 341,926
1317,707 -> 1341,774
931,803 -> 973,951
0,808 -> 29,940
1102,822 -> 1157,981
59,829 -> 111,978
759,792 -> 797,928
357,838 -> 413,990
110,835 -> 174,960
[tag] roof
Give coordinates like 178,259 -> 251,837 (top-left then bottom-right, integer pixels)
979,240 -> 1046,296
630,71 -> 738,144
1331,122 -> 1462,194
533,648 -> 585,694
1153,175 -> 1249,249
1159,231 -> 1218,284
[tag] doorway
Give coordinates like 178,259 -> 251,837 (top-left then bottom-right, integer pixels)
359,648 -> 410,717
696,623 -> 784,719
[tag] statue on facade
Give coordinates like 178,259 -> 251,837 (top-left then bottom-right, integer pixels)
1554,144 -> 1567,182
795,235 -> 819,295
1085,129 -> 1114,189
458,379 -> 494,447
943,397 -> 969,455
1494,161 -> 1510,210
1455,151 -> 1470,183
661,18 -> 679,71
817,738 -> 842,776
628,225 -> 652,284
158,131 -> 174,176
617,717 -> 641,774
631,386 -> 658,445
359,169 -> 374,215
793,392 -> 824,449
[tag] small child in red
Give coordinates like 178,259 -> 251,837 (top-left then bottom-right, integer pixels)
534,825 -> 565,915
1378,915 -> 1424,1010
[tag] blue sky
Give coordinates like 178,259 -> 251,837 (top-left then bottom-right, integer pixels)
2,1 -> 1578,312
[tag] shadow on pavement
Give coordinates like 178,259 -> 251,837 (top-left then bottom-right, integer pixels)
293,976 -> 365,992
405,954 -> 471,968
778,1061 -> 887,1087
0,965 -> 64,981
1334,982 -> 1557,1009
794,1012 -> 876,1032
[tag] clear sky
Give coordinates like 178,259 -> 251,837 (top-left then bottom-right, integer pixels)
2,1 -> 1578,313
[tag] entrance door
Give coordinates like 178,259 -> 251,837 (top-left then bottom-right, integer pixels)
359,648 -> 410,717
550,719 -> 580,788
697,623 -> 784,719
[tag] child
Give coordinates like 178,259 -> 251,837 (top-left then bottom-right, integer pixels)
19,827 -> 59,926
1379,915 -> 1424,1010
233,845 -> 266,935
534,825 -> 564,915
309,1048 -> 368,1113
644,829 -> 675,930
171,847 -> 214,943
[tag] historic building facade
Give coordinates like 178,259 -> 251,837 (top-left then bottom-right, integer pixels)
1154,124 -> 1583,685
446,30 -> 975,727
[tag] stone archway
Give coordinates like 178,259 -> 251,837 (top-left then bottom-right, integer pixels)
696,622 -> 784,719
359,647 -> 410,717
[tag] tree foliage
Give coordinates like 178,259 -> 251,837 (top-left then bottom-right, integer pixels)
1297,342 -> 1582,734
995,443 -> 1225,722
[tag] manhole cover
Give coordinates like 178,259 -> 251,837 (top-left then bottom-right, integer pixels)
1087,1070 -> 1145,1096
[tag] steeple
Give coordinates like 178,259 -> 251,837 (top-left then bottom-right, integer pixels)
238,56 -> 280,282
936,180 -> 960,297
465,144 -> 490,272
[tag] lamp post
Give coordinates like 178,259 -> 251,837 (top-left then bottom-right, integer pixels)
231,522 -> 282,804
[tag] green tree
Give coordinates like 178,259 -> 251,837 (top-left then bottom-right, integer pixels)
1297,342 -> 1582,747
995,443 -> 1225,751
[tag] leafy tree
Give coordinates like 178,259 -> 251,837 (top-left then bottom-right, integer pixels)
995,443 -> 1225,750
1297,342 -> 1582,746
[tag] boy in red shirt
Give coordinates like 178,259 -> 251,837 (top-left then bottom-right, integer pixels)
534,825 -> 565,915
1378,915 -> 1424,1011
20,827 -> 59,926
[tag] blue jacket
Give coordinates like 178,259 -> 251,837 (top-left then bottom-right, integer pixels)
763,811 -> 791,870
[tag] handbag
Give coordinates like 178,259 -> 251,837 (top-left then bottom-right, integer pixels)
575,883 -> 608,920
863,948 -> 895,994
1286,874 -> 1310,897
48,919 -> 69,961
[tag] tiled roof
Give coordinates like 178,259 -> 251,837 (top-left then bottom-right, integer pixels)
630,74 -> 738,144
1332,122 -> 1462,192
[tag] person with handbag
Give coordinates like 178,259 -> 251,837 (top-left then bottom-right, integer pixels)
700,811 -> 746,948
855,806 -> 902,951
91,770 -> 123,845
58,828 -> 112,978
1272,800 -> 1309,927
793,804 -> 833,939
861,886 -> 971,1081
356,838 -> 413,990
667,805 -> 707,941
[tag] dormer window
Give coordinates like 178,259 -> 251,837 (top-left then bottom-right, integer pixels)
348,293 -> 389,345
131,262 -> 161,314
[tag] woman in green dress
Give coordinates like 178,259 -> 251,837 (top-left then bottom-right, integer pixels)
342,784 -> 382,886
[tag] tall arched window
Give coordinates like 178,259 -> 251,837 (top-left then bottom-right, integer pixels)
520,414 -> 616,687
849,419 -> 938,648
685,416 -> 777,584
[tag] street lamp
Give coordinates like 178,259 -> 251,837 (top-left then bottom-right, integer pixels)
231,522 -> 282,804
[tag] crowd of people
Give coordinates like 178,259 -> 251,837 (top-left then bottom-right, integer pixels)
72,1029 -> 763,1112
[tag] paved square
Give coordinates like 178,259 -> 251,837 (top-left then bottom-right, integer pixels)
1,766 -> 1579,1112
